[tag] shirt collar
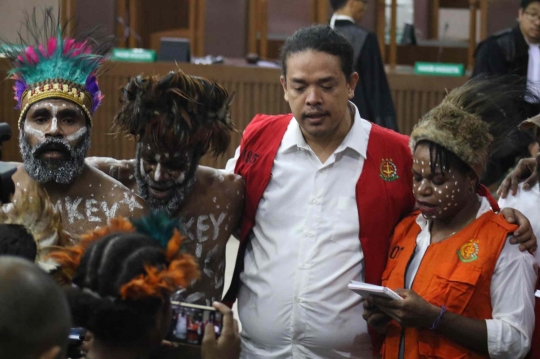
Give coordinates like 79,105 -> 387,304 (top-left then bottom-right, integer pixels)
330,13 -> 355,28
280,102 -> 370,159
415,196 -> 492,230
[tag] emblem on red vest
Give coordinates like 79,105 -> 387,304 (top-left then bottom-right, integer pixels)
458,239 -> 479,262
380,158 -> 399,181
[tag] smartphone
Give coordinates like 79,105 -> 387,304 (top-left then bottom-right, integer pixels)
166,302 -> 223,346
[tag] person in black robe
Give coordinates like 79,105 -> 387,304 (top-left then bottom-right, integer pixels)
472,0 -> 540,187
330,0 -> 398,131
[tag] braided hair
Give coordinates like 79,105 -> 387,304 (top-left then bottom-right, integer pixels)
49,216 -> 200,346
68,232 -> 167,344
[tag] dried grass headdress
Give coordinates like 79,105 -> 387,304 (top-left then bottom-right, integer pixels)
113,69 -> 236,157
0,181 -> 73,271
48,214 -> 200,301
410,76 -> 540,177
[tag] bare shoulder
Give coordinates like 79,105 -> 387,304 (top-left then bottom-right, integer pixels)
197,166 -> 244,200
85,165 -> 148,218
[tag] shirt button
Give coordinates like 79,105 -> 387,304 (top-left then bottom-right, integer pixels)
305,231 -> 314,237
299,264 -> 308,270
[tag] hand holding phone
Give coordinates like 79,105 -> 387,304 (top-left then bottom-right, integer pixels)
201,302 -> 240,359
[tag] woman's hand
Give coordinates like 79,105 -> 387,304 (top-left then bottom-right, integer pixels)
362,298 -> 392,334
370,289 -> 440,329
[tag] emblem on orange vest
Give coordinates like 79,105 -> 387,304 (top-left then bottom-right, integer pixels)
380,158 -> 399,181
457,239 -> 479,263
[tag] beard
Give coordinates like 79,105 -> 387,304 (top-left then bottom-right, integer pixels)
134,145 -> 199,217
19,132 -> 90,185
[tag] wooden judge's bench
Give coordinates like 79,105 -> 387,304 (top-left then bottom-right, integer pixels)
0,58 -> 466,167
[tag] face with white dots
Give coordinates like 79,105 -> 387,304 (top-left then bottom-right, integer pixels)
134,141 -> 200,216
412,143 -> 476,220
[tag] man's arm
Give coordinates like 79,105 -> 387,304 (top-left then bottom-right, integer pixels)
86,157 -> 136,190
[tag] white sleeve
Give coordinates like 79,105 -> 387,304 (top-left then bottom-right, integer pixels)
486,235 -> 537,359
224,145 -> 241,173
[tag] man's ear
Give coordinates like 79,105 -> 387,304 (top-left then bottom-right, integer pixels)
39,346 -> 61,359
280,75 -> 289,102
347,72 -> 360,100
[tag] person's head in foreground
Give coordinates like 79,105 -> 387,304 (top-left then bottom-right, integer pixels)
113,70 -> 236,216
0,181 -> 73,271
0,224 -> 37,261
49,215 -> 200,358
520,0 -> 540,44
0,256 -> 71,359
410,76 -> 539,220
5,9 -> 112,185
279,25 -> 359,143
330,0 -> 368,22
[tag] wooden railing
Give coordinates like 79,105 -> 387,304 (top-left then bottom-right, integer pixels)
0,60 -> 466,168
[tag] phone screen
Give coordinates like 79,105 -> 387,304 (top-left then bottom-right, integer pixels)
165,301 -> 223,345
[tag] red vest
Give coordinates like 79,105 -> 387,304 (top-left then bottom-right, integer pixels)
382,211 -> 515,359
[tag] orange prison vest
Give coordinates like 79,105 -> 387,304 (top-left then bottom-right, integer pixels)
382,211 -> 517,359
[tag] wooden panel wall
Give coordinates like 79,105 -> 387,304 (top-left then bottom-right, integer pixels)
0,59 -> 466,168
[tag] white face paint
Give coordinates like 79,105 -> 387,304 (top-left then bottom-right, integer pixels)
24,122 -> 45,141
139,160 -> 146,176
154,163 -> 163,182
65,127 -> 87,142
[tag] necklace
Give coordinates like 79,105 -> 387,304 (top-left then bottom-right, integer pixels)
431,216 -> 476,243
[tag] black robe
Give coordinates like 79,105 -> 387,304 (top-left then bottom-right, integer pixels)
333,19 -> 398,131
473,26 -> 539,186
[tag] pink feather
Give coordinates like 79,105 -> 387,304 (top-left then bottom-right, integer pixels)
47,37 -> 57,57
26,47 -> 38,64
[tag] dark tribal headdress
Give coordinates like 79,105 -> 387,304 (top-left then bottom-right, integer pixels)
114,69 -> 236,157
410,76 -> 540,177
3,9 -> 112,128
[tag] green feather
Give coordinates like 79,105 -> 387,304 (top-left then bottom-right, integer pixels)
130,212 -> 188,250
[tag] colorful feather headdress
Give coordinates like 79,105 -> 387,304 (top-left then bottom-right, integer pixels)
3,9 -> 112,128
48,214 -> 200,301
0,181 -> 74,271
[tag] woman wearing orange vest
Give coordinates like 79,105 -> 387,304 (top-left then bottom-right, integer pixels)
364,76 -> 539,359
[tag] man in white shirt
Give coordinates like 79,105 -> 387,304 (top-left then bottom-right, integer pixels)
224,25 -> 536,359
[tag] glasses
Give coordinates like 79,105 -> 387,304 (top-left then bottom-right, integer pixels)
524,11 -> 540,22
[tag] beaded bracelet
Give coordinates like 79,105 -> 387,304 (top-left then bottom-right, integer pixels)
429,305 -> 447,330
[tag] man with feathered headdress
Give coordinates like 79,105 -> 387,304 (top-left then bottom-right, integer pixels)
87,70 -> 244,305
3,10 -> 147,236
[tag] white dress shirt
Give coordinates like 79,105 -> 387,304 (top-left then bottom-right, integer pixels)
528,42 -> 540,99
329,13 -> 355,29
405,197 -> 537,359
498,183 -> 540,265
225,105 -> 374,358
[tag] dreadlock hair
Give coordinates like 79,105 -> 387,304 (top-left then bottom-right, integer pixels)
0,224 -> 37,261
411,75 -> 540,179
114,70 -> 237,158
